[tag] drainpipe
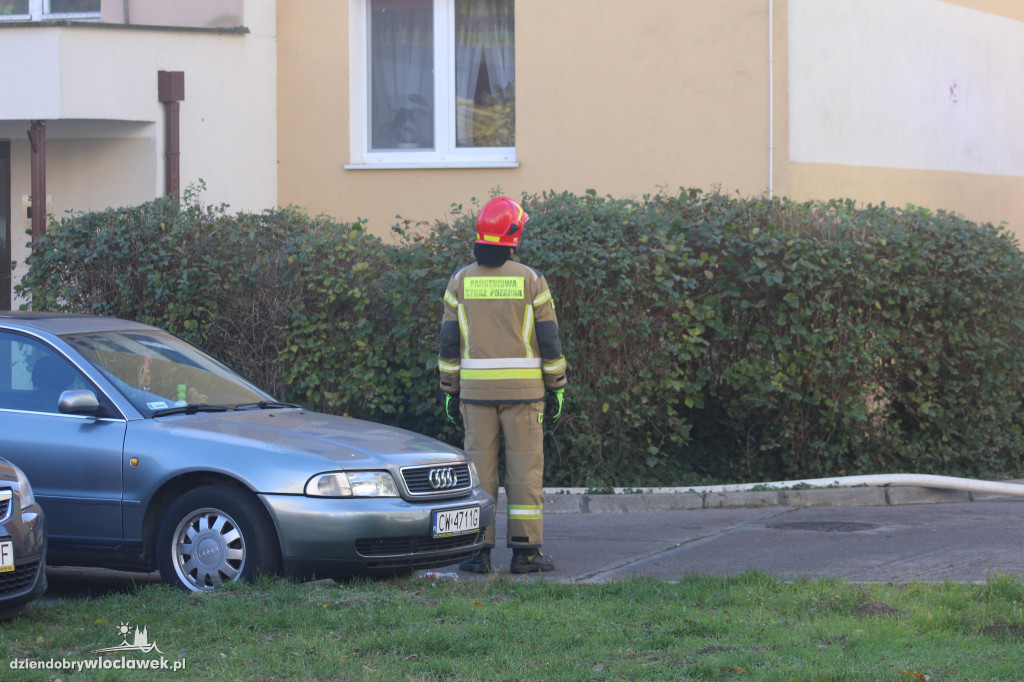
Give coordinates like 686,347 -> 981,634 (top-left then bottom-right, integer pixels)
27,120 -> 45,240
768,0 -> 774,199
157,71 -> 185,204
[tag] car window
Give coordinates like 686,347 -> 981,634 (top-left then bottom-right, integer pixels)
0,331 -> 88,413
63,330 -> 271,416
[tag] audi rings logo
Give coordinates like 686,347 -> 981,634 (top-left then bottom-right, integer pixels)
428,467 -> 459,490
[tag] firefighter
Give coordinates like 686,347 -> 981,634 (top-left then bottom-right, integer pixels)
438,196 -> 567,573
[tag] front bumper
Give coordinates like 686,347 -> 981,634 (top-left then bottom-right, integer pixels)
261,487 -> 495,579
0,510 -> 47,620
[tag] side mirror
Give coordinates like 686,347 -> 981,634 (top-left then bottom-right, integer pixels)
58,389 -> 101,415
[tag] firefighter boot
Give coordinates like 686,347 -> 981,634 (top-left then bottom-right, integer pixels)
510,548 -> 555,573
459,548 -> 491,573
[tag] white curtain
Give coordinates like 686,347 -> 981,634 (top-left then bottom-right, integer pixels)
455,0 -> 514,147
370,1 -> 434,149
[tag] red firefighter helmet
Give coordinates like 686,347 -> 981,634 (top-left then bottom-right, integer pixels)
476,196 -> 530,247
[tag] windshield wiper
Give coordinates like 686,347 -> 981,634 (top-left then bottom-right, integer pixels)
152,403 -> 230,417
233,400 -> 301,410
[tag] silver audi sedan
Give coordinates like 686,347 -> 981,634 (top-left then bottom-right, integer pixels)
0,312 -> 493,592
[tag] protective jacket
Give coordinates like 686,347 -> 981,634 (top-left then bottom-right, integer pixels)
438,259 -> 567,403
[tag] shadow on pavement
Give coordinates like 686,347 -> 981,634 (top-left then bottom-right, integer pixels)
44,567 -> 162,602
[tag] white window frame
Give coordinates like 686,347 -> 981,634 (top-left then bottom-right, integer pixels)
0,0 -> 100,21
347,0 -> 518,169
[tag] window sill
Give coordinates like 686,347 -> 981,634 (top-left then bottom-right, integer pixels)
0,16 -> 101,23
345,161 -> 520,170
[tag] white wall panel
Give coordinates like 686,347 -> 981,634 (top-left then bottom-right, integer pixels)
0,31 -> 62,119
790,0 -> 1024,176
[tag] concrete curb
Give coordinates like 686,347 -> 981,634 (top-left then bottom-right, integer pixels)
488,482 -> 1024,514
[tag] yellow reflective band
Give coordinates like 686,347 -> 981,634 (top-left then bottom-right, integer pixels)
508,505 -> 543,520
522,304 -> 535,359
533,290 -> 552,307
444,290 -> 459,307
457,304 -> 470,359
438,360 -> 461,372
464,276 -> 525,300
479,233 -> 502,243
543,359 -> 567,373
461,368 -> 543,381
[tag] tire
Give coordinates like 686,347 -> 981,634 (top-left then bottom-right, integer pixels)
156,485 -> 281,592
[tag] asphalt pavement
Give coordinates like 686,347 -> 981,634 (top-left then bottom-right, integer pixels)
44,480 -> 1024,599
468,482 -> 1024,584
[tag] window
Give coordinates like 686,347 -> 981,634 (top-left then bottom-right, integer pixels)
0,0 -> 100,21
0,332 -> 87,414
349,0 -> 517,168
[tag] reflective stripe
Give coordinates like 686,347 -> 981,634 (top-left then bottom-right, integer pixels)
462,358 -> 541,369
461,368 -> 543,381
533,289 -> 552,307
444,290 -> 459,307
508,504 -> 543,520
542,358 -> 567,374
457,304 -> 470,359
438,360 -> 461,372
521,304 -> 535,359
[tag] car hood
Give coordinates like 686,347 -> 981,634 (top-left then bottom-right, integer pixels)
151,408 -> 463,464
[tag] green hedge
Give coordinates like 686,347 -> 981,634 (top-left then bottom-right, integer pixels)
18,189 -> 1024,486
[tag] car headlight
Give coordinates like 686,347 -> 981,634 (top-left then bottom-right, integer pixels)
14,466 -> 35,510
305,472 -> 400,498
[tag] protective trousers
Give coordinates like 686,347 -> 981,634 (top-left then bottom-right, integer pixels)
460,401 -> 545,548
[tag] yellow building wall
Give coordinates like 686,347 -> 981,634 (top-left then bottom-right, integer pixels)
278,0 -> 1021,244
937,0 -> 1024,22
787,0 -> 1024,243
790,165 -> 1023,236
278,0 -> 774,236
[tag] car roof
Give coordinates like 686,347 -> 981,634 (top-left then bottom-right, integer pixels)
0,311 -> 157,335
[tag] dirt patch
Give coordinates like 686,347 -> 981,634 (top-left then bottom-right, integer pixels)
855,602 -> 904,618
980,623 -> 1024,638
695,644 -> 736,655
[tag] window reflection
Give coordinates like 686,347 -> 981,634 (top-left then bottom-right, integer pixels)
455,0 -> 515,148
370,0 -> 435,150
367,0 -> 515,152
49,0 -> 100,13
0,1 -> 29,15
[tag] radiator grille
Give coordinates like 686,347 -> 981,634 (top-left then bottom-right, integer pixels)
356,531 -> 481,558
401,463 -> 473,496
0,559 -> 41,597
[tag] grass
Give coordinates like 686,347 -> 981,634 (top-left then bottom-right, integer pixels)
2,571 -> 1024,680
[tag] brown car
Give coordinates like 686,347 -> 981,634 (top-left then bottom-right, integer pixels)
0,457 -> 46,620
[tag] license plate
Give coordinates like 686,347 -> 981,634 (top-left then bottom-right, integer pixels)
432,506 -> 480,538
0,541 -> 13,573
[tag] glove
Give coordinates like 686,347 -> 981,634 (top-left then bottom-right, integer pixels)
548,388 -> 565,421
443,392 -> 460,424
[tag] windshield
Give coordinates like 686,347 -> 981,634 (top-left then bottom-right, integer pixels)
63,330 -> 273,417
